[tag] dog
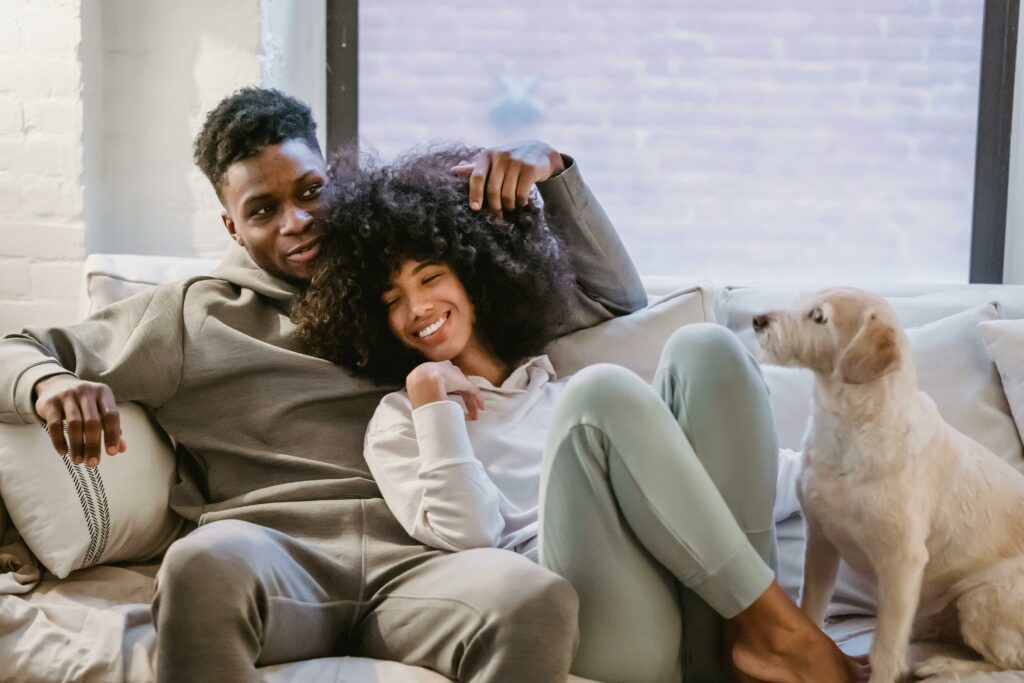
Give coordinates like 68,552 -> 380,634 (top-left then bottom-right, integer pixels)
753,288 -> 1024,683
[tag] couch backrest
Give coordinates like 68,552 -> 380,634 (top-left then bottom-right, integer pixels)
717,283 -> 1024,356
80,253 -> 220,318
77,254 -> 1024,468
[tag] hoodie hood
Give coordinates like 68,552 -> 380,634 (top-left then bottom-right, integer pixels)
210,242 -> 300,303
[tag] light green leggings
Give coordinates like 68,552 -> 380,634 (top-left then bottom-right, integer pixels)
539,323 -> 779,683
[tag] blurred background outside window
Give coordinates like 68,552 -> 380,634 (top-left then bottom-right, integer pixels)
360,0 -> 984,283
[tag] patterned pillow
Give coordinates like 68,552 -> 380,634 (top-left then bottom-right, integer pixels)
0,403 -> 183,578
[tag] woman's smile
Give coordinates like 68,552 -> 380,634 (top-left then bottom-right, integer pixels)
412,311 -> 451,344
385,260 -> 477,363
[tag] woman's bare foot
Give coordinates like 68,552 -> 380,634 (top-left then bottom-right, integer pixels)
722,582 -> 870,683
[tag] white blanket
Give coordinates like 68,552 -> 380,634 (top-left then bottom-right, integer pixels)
0,527 -> 40,595
1,533 -> 1022,682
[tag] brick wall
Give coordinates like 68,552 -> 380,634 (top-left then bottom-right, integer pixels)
0,0 -> 87,333
0,0 -> 262,335
360,0 -> 985,283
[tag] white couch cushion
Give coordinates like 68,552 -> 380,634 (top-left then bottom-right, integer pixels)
979,319 -> 1024,444
547,285 -> 715,382
0,403 -> 183,578
719,284 -> 1024,357
80,253 -> 219,318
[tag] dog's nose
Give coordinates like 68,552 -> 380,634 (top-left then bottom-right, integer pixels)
753,314 -> 771,332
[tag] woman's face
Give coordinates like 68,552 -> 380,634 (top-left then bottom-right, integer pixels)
383,259 -> 477,362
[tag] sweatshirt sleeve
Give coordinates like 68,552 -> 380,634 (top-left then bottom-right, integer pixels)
0,284 -> 187,424
537,155 -> 648,335
364,395 -> 506,552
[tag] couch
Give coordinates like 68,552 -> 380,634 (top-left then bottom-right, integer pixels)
1,253 -> 1024,682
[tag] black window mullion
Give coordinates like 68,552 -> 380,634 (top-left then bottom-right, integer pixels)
325,0 -> 359,153
970,0 -> 1019,284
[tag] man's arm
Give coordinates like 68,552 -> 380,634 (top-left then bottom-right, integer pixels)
0,284 -> 186,465
454,142 -> 646,336
536,154 -> 647,330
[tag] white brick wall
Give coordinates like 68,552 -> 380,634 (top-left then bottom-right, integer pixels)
0,0 -> 264,335
0,0 -> 86,335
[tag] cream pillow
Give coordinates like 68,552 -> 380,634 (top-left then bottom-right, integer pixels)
979,318 -> 1024,447
0,403 -> 183,578
547,285 -> 714,382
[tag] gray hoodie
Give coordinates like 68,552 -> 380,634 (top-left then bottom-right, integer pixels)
0,163 -> 645,554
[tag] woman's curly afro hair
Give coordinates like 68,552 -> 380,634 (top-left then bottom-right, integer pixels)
292,144 -> 577,385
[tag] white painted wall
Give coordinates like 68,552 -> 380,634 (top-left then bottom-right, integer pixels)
261,0 -> 327,154
95,0 -> 263,259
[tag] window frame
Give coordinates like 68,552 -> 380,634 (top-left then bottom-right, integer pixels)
327,0 -> 1019,284
971,0 -> 1020,284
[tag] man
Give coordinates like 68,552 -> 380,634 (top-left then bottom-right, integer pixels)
0,87 -> 646,682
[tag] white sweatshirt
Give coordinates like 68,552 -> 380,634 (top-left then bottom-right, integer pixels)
364,355 -> 804,561
364,356 -> 566,560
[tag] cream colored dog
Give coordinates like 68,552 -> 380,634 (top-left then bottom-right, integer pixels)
753,288 -> 1024,683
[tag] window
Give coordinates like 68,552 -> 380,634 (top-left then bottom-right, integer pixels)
332,1 -> 1016,284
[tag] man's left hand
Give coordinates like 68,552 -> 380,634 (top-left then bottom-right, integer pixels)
452,141 -> 565,214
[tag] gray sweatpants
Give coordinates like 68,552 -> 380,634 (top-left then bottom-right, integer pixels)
540,323 -> 779,683
152,504 -> 578,682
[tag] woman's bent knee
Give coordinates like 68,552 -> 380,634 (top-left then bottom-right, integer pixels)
559,363 -> 652,420
658,323 -> 761,392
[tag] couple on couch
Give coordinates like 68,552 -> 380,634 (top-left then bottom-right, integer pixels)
0,88 -> 862,683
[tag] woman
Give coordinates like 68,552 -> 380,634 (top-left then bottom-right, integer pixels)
292,145 -> 865,683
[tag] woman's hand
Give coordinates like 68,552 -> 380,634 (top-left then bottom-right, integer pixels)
406,361 -> 486,420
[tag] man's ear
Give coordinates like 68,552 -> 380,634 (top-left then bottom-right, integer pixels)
837,312 -> 900,384
222,211 -> 243,246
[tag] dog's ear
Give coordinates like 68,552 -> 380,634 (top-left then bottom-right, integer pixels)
838,312 -> 900,384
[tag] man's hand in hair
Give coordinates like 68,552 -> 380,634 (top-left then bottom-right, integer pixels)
33,374 -> 127,467
452,141 -> 565,215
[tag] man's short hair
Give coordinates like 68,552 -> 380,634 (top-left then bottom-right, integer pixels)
193,87 -> 321,196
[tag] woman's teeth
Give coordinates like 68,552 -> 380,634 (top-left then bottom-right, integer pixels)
416,312 -> 448,338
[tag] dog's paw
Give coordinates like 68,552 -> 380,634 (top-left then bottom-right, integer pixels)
867,670 -> 909,683
914,655 -> 999,678
914,656 -> 956,678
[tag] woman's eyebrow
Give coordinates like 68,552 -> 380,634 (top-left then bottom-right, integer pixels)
411,260 -> 441,274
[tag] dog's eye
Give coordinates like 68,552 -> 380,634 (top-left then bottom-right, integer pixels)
810,307 -> 827,324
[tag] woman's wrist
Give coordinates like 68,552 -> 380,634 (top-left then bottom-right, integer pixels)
407,365 -> 447,409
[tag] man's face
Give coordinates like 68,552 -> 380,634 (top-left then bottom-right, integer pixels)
220,138 -> 326,284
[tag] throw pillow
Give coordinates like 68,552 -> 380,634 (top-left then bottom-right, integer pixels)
0,402 -> 183,578
547,285 -> 714,382
978,318 -> 1024,446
